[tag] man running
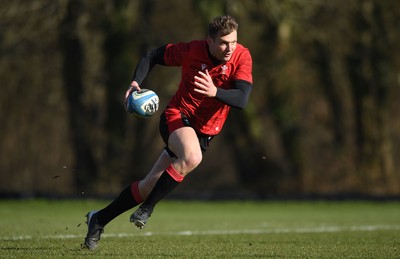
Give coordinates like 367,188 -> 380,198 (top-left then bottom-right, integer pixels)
84,15 -> 253,250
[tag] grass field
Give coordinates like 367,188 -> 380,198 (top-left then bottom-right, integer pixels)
0,199 -> 399,258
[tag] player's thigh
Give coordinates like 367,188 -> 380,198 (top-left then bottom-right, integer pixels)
168,126 -> 202,164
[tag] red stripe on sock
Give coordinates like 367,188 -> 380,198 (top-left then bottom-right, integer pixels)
130,181 -> 144,203
165,164 -> 184,183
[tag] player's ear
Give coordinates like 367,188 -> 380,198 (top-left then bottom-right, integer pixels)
206,36 -> 214,46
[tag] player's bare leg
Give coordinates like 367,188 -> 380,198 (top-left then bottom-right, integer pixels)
130,127 -> 202,228
168,127 -> 203,176
137,149 -> 175,199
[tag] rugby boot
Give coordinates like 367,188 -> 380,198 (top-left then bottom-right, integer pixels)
83,210 -> 104,250
130,206 -> 151,229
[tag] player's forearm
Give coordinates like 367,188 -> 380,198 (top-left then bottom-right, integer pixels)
132,45 -> 167,85
215,80 -> 252,109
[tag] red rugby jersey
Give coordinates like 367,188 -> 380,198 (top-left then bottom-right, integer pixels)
164,40 -> 253,135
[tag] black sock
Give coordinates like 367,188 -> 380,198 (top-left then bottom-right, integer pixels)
140,171 -> 181,214
96,185 -> 139,226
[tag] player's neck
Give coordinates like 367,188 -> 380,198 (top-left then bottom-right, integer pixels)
207,44 -> 224,66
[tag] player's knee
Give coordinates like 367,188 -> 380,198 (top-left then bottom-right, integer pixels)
189,152 -> 202,169
182,152 -> 202,173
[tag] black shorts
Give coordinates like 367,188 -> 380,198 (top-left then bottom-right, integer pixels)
159,107 -> 214,158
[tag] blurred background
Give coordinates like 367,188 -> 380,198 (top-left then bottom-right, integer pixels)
1,0 -> 399,199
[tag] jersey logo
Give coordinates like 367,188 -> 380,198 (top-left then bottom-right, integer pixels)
201,64 -> 207,71
221,65 -> 228,74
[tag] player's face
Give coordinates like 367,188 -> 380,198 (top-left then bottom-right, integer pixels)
208,30 -> 237,62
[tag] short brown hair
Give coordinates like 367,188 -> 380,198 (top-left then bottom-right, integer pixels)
208,15 -> 238,39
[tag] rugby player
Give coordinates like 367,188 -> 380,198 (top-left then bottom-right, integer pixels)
84,15 -> 253,250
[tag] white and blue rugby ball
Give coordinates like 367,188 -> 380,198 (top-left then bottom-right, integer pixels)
126,89 -> 159,118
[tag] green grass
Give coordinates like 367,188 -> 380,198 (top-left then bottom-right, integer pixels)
0,199 -> 399,258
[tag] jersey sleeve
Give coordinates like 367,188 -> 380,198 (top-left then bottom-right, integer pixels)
215,80 -> 252,109
132,45 -> 166,85
164,42 -> 191,67
232,48 -> 253,84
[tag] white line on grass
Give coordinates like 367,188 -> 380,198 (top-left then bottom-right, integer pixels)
1,225 -> 399,241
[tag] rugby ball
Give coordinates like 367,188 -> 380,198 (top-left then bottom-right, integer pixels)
126,89 -> 159,117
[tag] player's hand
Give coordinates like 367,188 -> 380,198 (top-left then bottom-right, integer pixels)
125,81 -> 141,107
126,81 -> 141,98
194,69 -> 217,97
